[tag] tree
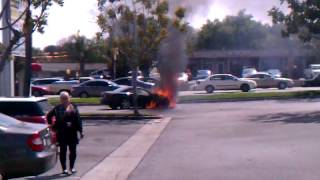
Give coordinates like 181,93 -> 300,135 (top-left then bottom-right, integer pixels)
97,0 -> 186,115
269,0 -> 320,42
60,34 -> 108,76
0,0 -> 63,73
197,10 -> 268,50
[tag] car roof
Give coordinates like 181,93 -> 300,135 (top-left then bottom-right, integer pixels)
211,74 -> 233,76
251,72 -> 270,75
32,78 -> 63,81
0,97 -> 48,102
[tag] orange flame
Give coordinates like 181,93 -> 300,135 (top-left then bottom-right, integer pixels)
147,88 -> 176,109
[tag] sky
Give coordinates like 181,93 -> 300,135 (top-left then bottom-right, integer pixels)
33,0 -> 287,49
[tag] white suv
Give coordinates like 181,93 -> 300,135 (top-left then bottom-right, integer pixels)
195,74 -> 257,93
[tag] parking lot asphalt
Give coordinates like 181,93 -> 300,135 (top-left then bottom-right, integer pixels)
13,119 -> 147,180
129,99 -> 320,180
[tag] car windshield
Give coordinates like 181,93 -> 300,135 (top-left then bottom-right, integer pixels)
37,100 -> 52,113
0,102 -> 46,116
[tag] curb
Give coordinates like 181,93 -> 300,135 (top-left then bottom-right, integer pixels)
178,97 -> 320,104
80,115 -> 162,120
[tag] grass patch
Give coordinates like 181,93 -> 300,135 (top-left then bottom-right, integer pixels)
49,97 -> 100,106
179,90 -> 320,102
48,90 -> 320,105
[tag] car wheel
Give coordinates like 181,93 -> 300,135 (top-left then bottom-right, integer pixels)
241,84 -> 250,92
110,104 -> 118,110
121,99 -> 131,109
32,90 -> 42,97
205,85 -> 214,93
278,82 -> 288,90
79,92 -> 89,98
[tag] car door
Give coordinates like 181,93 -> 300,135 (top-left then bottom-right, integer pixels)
262,74 -> 277,88
220,75 -> 239,90
84,81 -> 100,96
248,74 -> 263,87
95,81 -> 118,96
207,75 -> 223,90
136,89 -> 152,107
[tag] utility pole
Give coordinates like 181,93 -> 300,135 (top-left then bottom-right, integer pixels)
132,13 -> 139,116
22,0 -> 32,96
0,0 -> 14,97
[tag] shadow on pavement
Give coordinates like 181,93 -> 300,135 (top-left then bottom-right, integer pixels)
25,173 -> 69,180
84,119 -> 152,126
251,111 -> 320,124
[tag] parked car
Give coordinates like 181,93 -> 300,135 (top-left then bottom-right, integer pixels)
246,72 -> 294,89
303,74 -> 320,87
267,69 -> 282,78
71,79 -> 120,98
304,64 -> 320,79
113,77 -> 155,90
79,76 -> 94,83
0,97 -> 52,124
194,70 -> 212,80
101,86 -> 169,109
0,113 -> 57,179
242,68 -> 257,78
90,69 -> 111,79
32,85 -> 52,97
178,72 -> 189,82
139,77 -> 161,87
48,80 -> 80,94
31,78 -> 63,86
195,74 -> 257,93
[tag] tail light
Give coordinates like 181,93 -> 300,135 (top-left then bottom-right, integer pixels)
27,133 -> 45,152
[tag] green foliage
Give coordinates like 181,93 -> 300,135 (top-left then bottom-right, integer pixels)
196,10 -> 302,50
197,10 -> 268,50
269,0 -> 320,42
97,0 -> 187,75
59,35 -> 107,64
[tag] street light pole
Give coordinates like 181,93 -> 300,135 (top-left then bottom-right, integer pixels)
0,0 -> 14,97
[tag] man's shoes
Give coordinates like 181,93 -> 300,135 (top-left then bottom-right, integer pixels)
62,169 -> 69,175
70,168 -> 77,174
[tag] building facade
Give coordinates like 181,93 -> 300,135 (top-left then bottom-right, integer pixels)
189,49 -> 315,79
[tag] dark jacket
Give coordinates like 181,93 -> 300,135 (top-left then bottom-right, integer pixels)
47,103 -> 83,144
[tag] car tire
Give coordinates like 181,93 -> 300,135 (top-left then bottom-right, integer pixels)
241,84 -> 250,92
32,90 -> 42,97
79,92 -> 89,98
110,105 -> 118,110
205,85 -> 215,93
278,82 -> 288,90
121,99 -> 131,109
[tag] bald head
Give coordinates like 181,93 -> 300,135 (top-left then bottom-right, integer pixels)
60,91 -> 71,106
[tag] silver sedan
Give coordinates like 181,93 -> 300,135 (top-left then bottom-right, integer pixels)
0,113 -> 57,179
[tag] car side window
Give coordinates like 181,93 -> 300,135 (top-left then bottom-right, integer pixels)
210,76 -> 221,81
222,76 -> 234,80
95,81 -> 109,87
85,82 -> 98,86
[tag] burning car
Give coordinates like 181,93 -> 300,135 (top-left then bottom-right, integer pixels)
101,86 -> 171,109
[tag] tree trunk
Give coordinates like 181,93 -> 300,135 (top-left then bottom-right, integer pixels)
79,56 -> 85,76
23,5 -> 32,97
